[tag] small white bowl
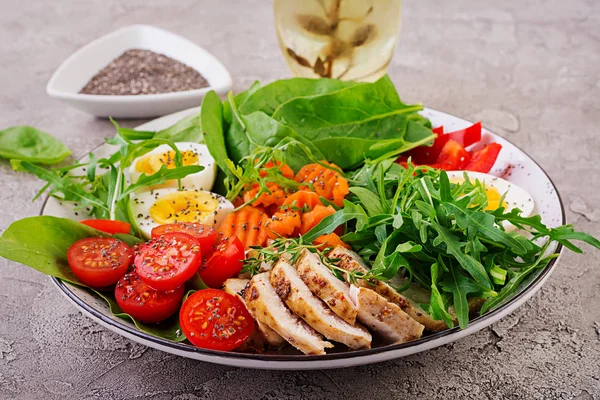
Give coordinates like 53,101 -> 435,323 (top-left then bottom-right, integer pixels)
46,25 -> 232,118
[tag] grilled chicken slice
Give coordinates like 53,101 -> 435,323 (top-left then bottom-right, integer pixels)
244,272 -> 333,355
222,278 -> 285,348
349,285 -> 424,343
271,258 -> 371,350
329,246 -> 448,332
295,249 -> 358,325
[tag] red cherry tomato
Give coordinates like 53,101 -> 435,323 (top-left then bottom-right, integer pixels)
151,223 -> 216,254
134,232 -> 201,291
198,237 -> 245,288
464,143 -> 503,173
115,272 -> 184,323
67,237 -> 132,288
179,289 -> 254,351
80,219 -> 131,235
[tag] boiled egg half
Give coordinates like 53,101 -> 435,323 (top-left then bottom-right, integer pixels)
128,143 -> 216,191
130,188 -> 234,239
445,171 -> 535,232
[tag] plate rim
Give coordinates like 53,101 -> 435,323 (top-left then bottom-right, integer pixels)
44,107 -> 566,366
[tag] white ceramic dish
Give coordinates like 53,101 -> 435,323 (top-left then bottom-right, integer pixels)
42,108 -> 565,370
46,25 -> 232,118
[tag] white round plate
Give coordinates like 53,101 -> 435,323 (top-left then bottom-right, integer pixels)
42,107 -> 565,370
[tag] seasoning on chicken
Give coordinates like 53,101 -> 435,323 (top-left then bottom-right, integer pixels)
349,285 -> 424,343
244,272 -> 333,355
222,278 -> 285,348
270,257 -> 371,350
329,245 -> 447,331
295,249 -> 358,325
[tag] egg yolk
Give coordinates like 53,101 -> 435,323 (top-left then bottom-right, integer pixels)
135,150 -> 199,175
449,177 -> 507,210
150,191 -> 218,224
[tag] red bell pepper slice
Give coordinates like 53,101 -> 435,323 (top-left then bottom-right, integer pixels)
407,126 -> 448,164
81,219 -> 131,235
463,143 -> 502,173
432,140 -> 472,170
446,122 -> 482,147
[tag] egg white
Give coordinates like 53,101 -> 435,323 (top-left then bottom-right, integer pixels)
128,142 -> 216,192
129,188 -> 234,239
446,171 -> 535,232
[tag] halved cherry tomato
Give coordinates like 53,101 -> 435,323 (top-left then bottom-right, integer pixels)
151,223 -> 216,254
198,236 -> 245,288
433,140 -> 472,170
80,219 -> 131,235
134,232 -> 201,291
464,143 -> 502,173
115,272 -> 184,323
447,122 -> 482,147
180,289 -> 254,351
67,237 -> 132,288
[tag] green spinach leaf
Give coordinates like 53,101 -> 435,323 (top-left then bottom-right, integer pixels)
0,126 -> 71,164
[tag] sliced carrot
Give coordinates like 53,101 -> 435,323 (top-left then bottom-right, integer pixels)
314,233 -> 350,250
264,209 -> 302,239
243,182 -> 288,208
294,162 -> 349,207
282,190 -> 323,211
217,206 -> 269,250
256,160 -> 294,179
299,204 -> 336,235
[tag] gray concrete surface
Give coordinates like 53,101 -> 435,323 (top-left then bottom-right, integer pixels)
1,0 -> 599,399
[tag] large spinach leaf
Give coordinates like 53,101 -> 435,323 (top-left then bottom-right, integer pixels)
0,216 -> 186,341
271,75 -> 411,129
0,126 -> 71,164
225,94 -> 325,169
240,78 -> 358,116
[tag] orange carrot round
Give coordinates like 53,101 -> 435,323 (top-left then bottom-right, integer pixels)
314,233 -> 350,250
282,190 -> 323,211
294,162 -> 349,207
264,210 -> 302,239
299,204 -> 336,235
217,206 -> 269,250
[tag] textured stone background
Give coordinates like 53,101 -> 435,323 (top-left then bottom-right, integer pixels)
1,0 -> 599,399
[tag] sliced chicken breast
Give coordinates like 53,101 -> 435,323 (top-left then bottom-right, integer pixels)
271,258 -> 371,350
244,272 -> 333,355
223,278 -> 285,348
329,245 -> 448,332
349,285 -> 424,343
295,249 -> 358,325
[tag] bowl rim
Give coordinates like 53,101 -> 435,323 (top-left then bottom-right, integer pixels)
45,24 -> 232,103
44,107 -> 566,363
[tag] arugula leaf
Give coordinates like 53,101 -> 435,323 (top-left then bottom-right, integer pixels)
119,165 -> 204,200
19,162 -> 108,212
349,187 -> 384,217
429,261 -> 455,328
431,222 -> 493,290
0,126 -> 71,165
440,263 -> 482,329
442,203 -> 528,255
